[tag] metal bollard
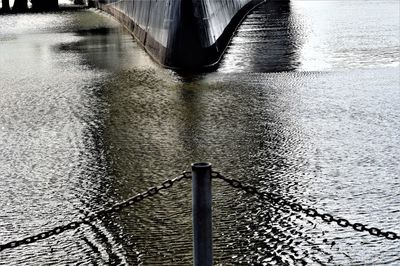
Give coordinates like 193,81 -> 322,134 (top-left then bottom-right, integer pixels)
192,162 -> 213,266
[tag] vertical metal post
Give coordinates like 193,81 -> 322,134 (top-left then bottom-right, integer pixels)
192,162 -> 213,266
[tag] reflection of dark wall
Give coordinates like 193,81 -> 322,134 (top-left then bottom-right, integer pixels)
173,76 -> 315,264
98,71 -> 196,265
253,1 -> 300,72
176,87 -> 204,160
55,27 -> 127,71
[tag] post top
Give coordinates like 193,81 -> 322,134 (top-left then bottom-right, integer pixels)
191,162 -> 212,169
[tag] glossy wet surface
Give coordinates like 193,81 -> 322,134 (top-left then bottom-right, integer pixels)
0,1 -> 399,265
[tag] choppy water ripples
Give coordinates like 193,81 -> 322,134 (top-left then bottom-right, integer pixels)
1,1 -> 399,265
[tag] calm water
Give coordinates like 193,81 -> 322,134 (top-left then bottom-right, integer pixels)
0,1 -> 399,265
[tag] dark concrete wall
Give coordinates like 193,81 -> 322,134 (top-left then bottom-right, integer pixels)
97,0 -> 265,69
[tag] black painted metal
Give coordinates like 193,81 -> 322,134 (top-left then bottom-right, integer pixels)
192,163 -> 213,266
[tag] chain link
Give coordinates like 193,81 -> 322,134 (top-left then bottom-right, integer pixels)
2,170 -> 398,254
212,171 -> 400,241
0,172 -> 192,253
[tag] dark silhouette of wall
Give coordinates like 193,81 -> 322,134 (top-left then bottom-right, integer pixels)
31,0 -> 59,11
74,0 -> 86,5
12,0 -> 28,12
1,0 -> 11,12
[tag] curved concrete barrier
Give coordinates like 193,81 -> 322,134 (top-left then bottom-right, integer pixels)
96,0 -> 265,69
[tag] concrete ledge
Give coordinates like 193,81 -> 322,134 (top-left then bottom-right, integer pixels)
97,0 -> 265,70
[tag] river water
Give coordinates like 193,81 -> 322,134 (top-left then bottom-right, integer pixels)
0,1 -> 399,265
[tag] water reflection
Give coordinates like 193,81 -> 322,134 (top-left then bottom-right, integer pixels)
94,67 -> 342,264
54,17 -> 155,70
0,10 -> 130,265
1,1 -> 399,265
219,1 -> 303,73
291,0 -> 400,71
220,0 -> 400,73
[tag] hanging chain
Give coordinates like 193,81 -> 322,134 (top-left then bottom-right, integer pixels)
212,171 -> 399,241
2,169 -> 398,255
0,172 -> 192,253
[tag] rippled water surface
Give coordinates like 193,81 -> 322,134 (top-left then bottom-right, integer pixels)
0,1 -> 399,265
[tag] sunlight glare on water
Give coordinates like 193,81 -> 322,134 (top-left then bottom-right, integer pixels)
219,0 -> 400,73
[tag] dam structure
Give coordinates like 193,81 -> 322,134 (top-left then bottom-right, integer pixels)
94,0 -> 266,69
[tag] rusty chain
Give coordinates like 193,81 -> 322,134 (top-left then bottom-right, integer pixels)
0,172 -> 192,253
212,171 -> 400,241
